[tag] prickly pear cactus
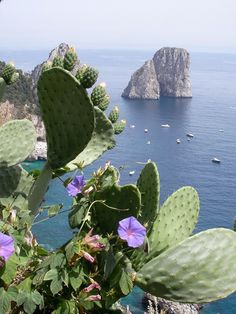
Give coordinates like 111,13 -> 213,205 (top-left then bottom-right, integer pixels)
42,61 -> 52,73
75,64 -> 87,82
94,184 -> 142,234
98,94 -> 110,111
0,119 -> 37,167
67,107 -> 115,170
148,187 -> 199,259
1,62 -> 15,84
37,67 -> 94,169
108,106 -> 120,123
78,66 -> 99,89
91,83 -> 107,106
113,120 -> 126,134
0,77 -> 6,101
136,228 -> 236,303
137,161 -> 160,230
63,47 -> 78,71
52,56 -> 64,68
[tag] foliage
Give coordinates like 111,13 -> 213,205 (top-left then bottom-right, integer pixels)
1,47 -> 236,314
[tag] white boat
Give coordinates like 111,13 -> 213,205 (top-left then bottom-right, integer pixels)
176,139 -> 181,144
144,128 -> 148,133
161,124 -> 170,128
147,141 -> 151,145
186,133 -> 194,138
212,157 -> 221,164
129,170 -> 135,175
130,124 -> 135,128
219,129 -> 224,132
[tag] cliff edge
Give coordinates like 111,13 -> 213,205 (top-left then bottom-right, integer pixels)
122,47 -> 192,99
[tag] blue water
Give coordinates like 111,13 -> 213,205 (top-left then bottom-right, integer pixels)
2,49 -> 236,313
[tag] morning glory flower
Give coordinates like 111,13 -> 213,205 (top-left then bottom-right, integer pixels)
66,175 -> 86,197
118,216 -> 146,248
0,232 -> 14,261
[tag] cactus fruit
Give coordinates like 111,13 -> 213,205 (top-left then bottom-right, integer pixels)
8,72 -> 19,84
113,120 -> 126,134
78,66 -> 99,89
137,161 -> 160,230
94,184 -> 142,234
42,62 -> 52,73
148,187 -> 199,260
63,47 -> 78,71
67,107 -> 115,170
0,77 -> 6,101
37,67 -> 94,169
75,64 -> 87,82
108,106 -> 120,123
52,56 -> 64,68
91,83 -> 107,106
98,95 -> 110,111
1,62 -> 16,84
0,119 -> 37,168
136,228 -> 236,303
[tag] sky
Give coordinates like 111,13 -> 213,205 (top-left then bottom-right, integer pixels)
0,0 -> 236,53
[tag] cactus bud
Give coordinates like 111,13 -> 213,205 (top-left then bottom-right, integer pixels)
52,56 -> 64,68
79,66 -> 99,89
1,62 -> 17,85
98,95 -> 110,111
75,64 -> 87,82
91,84 -> 107,106
113,119 -> 126,135
64,47 -> 78,71
108,106 -> 120,123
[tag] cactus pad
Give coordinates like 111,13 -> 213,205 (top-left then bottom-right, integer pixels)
0,77 -> 6,101
94,184 -> 142,234
28,162 -> 53,215
136,228 -> 236,303
137,161 -> 160,230
67,107 -> 115,170
0,165 -> 34,209
148,187 -> 199,259
0,119 -> 36,167
37,67 -> 94,169
1,63 -> 16,84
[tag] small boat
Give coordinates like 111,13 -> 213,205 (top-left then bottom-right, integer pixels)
130,124 -> 135,128
147,141 -> 151,145
161,124 -> 170,128
144,129 -> 148,133
176,139 -> 181,144
212,157 -> 221,164
129,170 -> 135,176
219,129 -> 224,132
186,133 -> 194,138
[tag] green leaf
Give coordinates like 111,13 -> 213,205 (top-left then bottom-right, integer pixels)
50,277 -> 63,295
50,252 -> 66,269
69,272 -> 83,291
44,268 -> 58,281
48,204 -> 63,217
17,291 -> 38,314
1,254 -> 29,285
0,287 -> 18,314
52,299 -> 77,314
119,270 -> 133,295
68,203 -> 86,229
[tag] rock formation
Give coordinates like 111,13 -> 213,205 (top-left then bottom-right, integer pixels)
122,47 -> 192,99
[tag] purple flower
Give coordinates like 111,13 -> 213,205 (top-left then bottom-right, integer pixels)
66,175 -> 86,197
118,216 -> 146,248
0,232 -> 14,261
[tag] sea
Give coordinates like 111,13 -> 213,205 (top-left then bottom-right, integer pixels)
1,48 -> 236,314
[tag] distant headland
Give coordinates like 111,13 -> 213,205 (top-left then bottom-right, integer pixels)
122,47 -> 192,100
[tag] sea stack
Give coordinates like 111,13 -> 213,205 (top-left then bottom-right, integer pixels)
122,47 -> 192,99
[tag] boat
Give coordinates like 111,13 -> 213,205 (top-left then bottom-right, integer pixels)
147,141 -> 151,145
186,133 -> 194,138
212,157 -> 221,163
161,124 -> 170,128
219,129 -> 224,132
130,124 -> 135,128
144,128 -> 148,133
129,170 -> 135,175
176,139 -> 181,144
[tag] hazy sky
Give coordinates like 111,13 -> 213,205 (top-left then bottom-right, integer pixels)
0,0 -> 236,52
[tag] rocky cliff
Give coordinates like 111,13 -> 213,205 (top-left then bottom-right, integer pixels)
122,47 -> 192,99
